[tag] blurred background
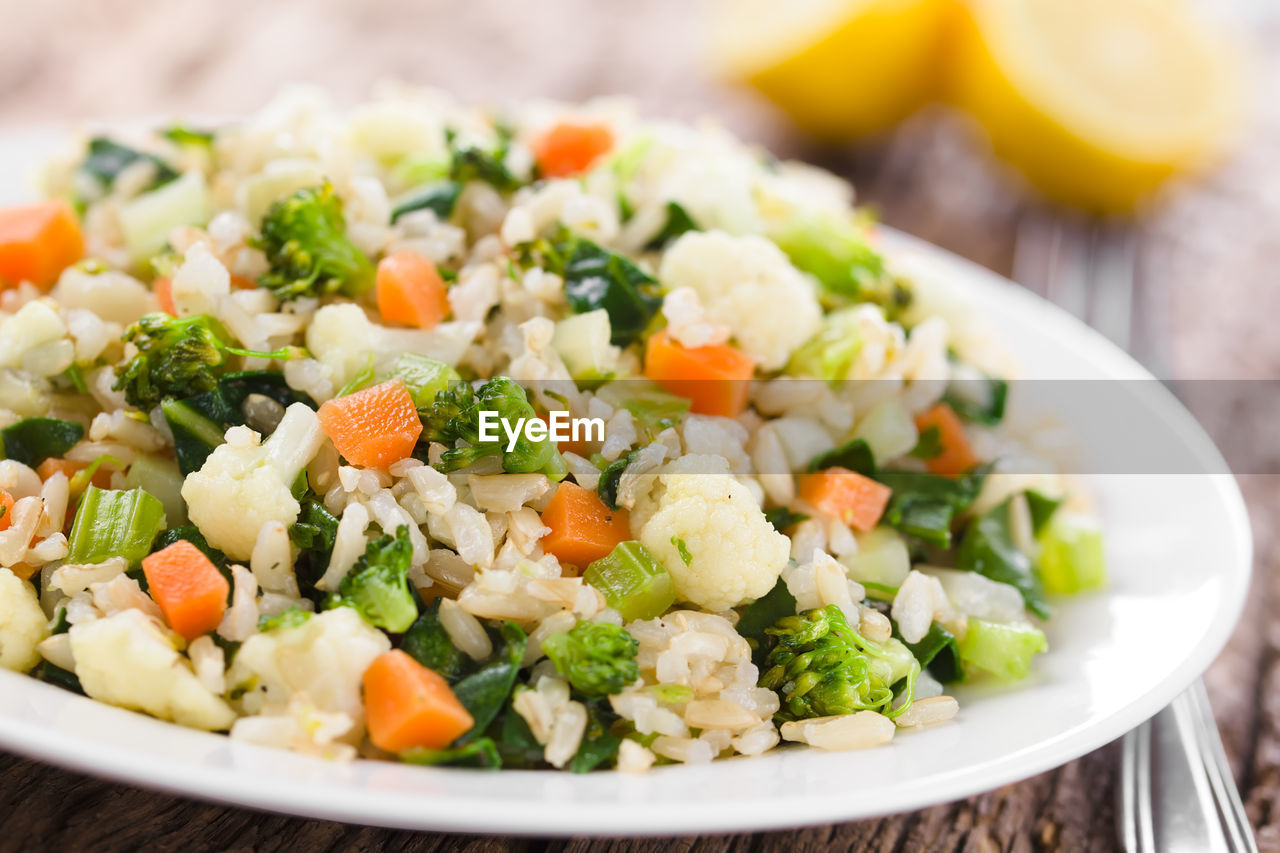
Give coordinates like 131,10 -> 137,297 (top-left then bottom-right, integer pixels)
3,0 -> 1280,846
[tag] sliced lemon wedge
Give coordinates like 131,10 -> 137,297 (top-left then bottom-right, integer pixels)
949,0 -> 1242,212
709,0 -> 954,141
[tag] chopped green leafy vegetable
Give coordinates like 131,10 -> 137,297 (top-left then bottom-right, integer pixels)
542,621 -> 640,697
569,701 -> 622,773
392,353 -> 460,408
533,231 -> 662,347
897,622 -> 964,684
401,599 -> 473,682
763,506 -> 810,532
644,201 -> 699,250
420,377 -> 567,480
161,125 -> 216,148
67,486 -> 167,566
735,578 -> 798,666
390,181 -> 462,223
909,425 -> 944,460
79,136 -> 178,196
584,541 -> 676,621
324,526 -> 418,632
402,737 -> 502,769
258,607 -> 312,632
876,465 -> 990,549
1025,490 -> 1064,535
958,496 -> 1049,620
758,605 -> 919,721
770,213 -> 888,306
451,622 -> 527,743
254,183 -> 375,301
786,306 -> 865,382
596,449 -> 638,510
943,373 -> 1008,426
446,126 -> 522,192
0,417 -> 84,467
671,536 -> 693,566
807,437 -> 876,474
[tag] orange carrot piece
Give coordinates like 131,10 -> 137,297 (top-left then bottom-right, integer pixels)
540,481 -> 631,569
0,489 -> 14,533
153,276 -> 177,316
643,330 -> 754,418
914,402 -> 979,477
363,649 -> 475,753
799,467 -> 892,532
317,379 -> 423,469
229,274 -> 258,290
376,250 -> 450,329
0,201 -> 84,289
141,540 -> 230,641
533,121 -> 614,178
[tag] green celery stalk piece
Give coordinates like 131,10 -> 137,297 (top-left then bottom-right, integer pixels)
957,618 -> 1047,681
584,541 -> 675,621
1038,514 -> 1106,595
67,485 -> 167,566
393,353 -> 460,408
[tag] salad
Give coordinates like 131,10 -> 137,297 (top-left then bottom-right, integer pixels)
0,88 -> 1105,772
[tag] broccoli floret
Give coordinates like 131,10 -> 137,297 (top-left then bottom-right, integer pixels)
254,183 -> 375,302
113,313 -> 297,410
759,605 -> 919,722
324,525 -> 417,632
541,621 -> 639,697
419,377 -> 568,480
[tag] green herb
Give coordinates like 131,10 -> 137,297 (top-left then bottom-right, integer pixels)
390,181 -> 462,223
542,621 -> 640,698
583,541 -> 676,621
161,125 -> 216,148
254,183 -> 375,301
258,607 -> 312,632
79,136 -> 179,196
63,363 -> 90,394
324,526 -> 418,632
596,449 -> 638,510
0,417 -> 84,467
909,425 -> 944,460
957,496 -> 1049,620
671,536 -> 693,566
807,437 -> 876,474
643,201 -> 699,249
763,507 -> 809,532
67,485 -> 167,566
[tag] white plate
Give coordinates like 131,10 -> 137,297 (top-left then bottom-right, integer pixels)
0,127 -> 1252,836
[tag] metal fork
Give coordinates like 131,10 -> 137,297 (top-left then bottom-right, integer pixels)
1012,212 -> 1257,853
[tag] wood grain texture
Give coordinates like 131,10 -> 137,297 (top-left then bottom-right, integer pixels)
0,2 -> 1277,850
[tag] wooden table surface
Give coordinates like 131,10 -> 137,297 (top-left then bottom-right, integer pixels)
2,1 -> 1279,850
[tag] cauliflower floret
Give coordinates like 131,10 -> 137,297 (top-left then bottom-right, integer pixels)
634,454 -> 790,612
69,609 -> 236,730
658,230 -> 822,370
182,403 -> 324,560
305,303 -> 480,391
0,300 -> 66,370
0,567 -> 48,671
225,608 -> 389,738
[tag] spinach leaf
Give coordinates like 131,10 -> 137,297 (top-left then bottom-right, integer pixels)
597,449 -> 638,510
909,425 -> 944,460
943,374 -> 1008,426
545,232 -> 662,347
807,437 -> 876,474
446,126 -> 522,192
402,737 -> 502,769
1025,489 -> 1064,535
876,465 -> 989,549
0,417 -> 84,467
79,137 -> 178,193
735,577 -> 797,667
898,622 -> 964,684
569,701 -> 622,773
494,705 -> 546,769
290,499 -> 340,600
400,599 -> 473,683
391,181 -> 462,223
35,660 -> 84,695
958,497 -> 1049,620
643,201 -> 699,250
452,621 -> 527,743
216,370 -> 316,414
763,506 -> 809,532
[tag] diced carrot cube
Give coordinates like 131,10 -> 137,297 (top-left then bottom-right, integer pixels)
533,121 -> 614,178
363,650 -> 474,753
643,330 -> 754,418
141,540 -> 230,640
799,467 -> 892,532
0,201 -> 84,289
914,403 -> 979,477
317,379 -> 423,470
540,481 -> 631,569
376,250 -> 450,330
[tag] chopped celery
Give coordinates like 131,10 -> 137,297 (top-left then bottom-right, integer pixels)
0,417 -> 84,467
119,171 -> 211,262
957,618 -> 1047,681
67,485 -> 167,566
392,353 -> 460,408
584,541 -> 675,621
123,453 -> 188,527
841,527 -> 911,587
551,310 -> 620,383
785,306 -> 863,381
1038,513 -> 1106,595
852,397 -> 918,463
770,213 -> 887,304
